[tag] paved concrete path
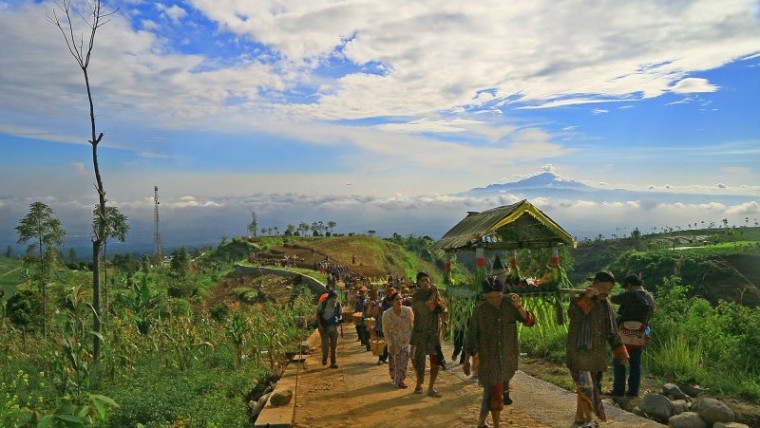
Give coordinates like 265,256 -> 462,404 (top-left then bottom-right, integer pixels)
281,326 -> 665,428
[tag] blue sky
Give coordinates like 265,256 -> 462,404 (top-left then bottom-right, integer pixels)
1,0 -> 759,253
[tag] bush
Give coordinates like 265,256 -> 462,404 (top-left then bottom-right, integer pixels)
209,303 -> 229,322
6,290 -> 39,330
105,360 -> 253,427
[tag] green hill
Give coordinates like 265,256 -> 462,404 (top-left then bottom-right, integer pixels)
0,257 -> 24,298
570,227 -> 760,307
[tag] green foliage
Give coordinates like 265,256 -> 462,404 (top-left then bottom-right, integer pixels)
643,276 -> 760,399
0,256 -> 25,298
209,303 -> 229,322
104,362 -> 252,428
519,296 -> 568,362
6,289 -> 39,329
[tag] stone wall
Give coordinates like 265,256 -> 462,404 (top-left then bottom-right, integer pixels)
234,265 -> 326,295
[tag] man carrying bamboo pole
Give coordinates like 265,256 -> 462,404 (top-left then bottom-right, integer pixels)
566,271 -> 629,427
463,277 -> 536,428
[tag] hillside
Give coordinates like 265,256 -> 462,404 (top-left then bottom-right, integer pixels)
0,257 -> 24,298
251,235 -> 442,281
570,228 -> 760,307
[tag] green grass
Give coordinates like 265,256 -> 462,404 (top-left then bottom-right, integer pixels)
0,257 -> 25,297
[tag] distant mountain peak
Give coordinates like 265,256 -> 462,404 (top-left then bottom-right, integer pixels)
470,172 -> 594,193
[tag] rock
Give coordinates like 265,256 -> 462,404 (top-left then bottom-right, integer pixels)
692,397 -> 735,425
668,412 -> 706,428
682,384 -> 707,397
671,399 -> 689,415
250,392 -> 270,416
639,393 -> 674,423
269,388 -> 293,407
663,383 -> 690,400
713,423 -> 750,428
299,341 -> 310,353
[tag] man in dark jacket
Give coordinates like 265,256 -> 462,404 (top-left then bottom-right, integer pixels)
610,273 -> 655,397
317,290 -> 342,368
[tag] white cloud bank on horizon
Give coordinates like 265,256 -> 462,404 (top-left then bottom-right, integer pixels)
2,192 -> 759,252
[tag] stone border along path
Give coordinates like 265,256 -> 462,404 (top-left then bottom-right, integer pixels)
255,325 -> 665,428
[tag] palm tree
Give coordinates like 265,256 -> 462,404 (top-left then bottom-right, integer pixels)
285,224 -> 296,236
16,202 -> 66,336
299,222 -> 310,237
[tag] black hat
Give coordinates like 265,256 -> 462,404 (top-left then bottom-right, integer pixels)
483,277 -> 505,293
490,255 -> 508,276
623,274 -> 643,287
588,270 -> 616,284
416,272 -> 431,281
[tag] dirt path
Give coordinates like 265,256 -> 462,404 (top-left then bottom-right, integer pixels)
292,327 -> 664,428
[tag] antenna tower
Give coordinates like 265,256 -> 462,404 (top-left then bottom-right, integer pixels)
153,186 -> 163,260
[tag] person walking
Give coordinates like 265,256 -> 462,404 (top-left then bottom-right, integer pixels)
374,286 -> 395,364
566,271 -> 629,427
382,290 -> 415,388
410,272 -> 446,397
463,277 -> 536,428
316,289 -> 342,369
610,273 -> 656,397
354,286 -> 371,350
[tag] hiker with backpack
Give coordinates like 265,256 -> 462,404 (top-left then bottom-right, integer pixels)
609,273 -> 656,398
316,289 -> 342,368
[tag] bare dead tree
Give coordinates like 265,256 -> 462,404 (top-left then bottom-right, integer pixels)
48,0 -> 117,360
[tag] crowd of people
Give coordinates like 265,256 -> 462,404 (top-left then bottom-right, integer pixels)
313,269 -> 655,428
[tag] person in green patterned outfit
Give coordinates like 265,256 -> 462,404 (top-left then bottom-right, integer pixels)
410,271 -> 446,397
463,277 -> 536,428
566,271 -> 629,427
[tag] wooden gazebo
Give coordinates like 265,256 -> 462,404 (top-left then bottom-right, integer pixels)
433,200 -> 577,332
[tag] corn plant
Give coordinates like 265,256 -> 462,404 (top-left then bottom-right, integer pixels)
227,312 -> 249,368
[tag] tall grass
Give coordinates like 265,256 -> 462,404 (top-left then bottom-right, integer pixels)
646,335 -> 704,382
519,295 -> 568,362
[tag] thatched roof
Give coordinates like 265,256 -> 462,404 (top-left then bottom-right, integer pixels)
433,200 -> 576,251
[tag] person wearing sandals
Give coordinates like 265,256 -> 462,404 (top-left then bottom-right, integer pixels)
382,290 -> 414,388
463,277 -> 536,428
410,272 -> 446,397
566,271 -> 630,427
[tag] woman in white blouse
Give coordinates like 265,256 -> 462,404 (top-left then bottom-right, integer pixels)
382,291 -> 415,389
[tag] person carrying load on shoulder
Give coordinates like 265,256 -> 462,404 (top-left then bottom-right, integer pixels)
316,289 -> 342,369
463,276 -> 536,428
410,272 -> 446,397
609,273 -> 655,398
566,271 -> 629,428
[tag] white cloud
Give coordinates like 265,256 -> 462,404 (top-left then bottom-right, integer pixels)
591,109 -> 609,115
161,5 -> 188,23
670,78 -> 719,94
72,162 -> 86,174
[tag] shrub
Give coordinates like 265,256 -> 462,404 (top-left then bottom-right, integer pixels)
6,290 -> 39,330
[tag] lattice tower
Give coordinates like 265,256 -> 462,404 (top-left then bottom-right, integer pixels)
153,186 -> 163,260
